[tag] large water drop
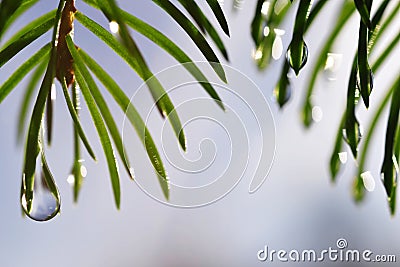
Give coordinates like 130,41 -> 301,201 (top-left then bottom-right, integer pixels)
21,156 -> 60,222
286,40 -> 308,75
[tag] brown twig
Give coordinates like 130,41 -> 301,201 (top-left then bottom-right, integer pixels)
56,0 -> 76,87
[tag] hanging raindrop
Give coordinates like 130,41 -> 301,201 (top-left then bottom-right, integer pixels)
68,159 -> 87,202
21,155 -> 60,222
286,40 -> 308,75
252,47 -> 264,61
272,29 -> 285,60
261,1 -> 271,16
311,106 -> 323,122
356,69 -> 374,108
338,152 -> 348,164
109,21 -> 119,34
323,53 -> 342,81
274,80 -> 292,107
381,155 -> 399,197
361,171 -> 375,192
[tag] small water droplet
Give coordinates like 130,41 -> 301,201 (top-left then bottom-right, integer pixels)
342,122 -> 362,147
338,152 -> 348,164
252,47 -> 263,61
109,21 -> 119,34
21,157 -> 60,222
261,1 -> 271,16
311,106 -> 323,122
263,26 -> 270,37
274,81 -> 292,106
67,175 -> 75,185
272,37 -> 283,60
354,88 -> 360,105
324,53 -> 342,81
274,28 -> 285,36
50,83 -> 56,101
80,165 -> 87,178
361,171 -> 375,192
356,70 -> 374,102
286,40 -> 309,75
272,29 -> 285,60
68,160 -> 87,202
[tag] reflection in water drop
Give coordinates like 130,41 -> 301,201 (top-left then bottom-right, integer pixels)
324,53 -> 342,80
286,40 -> 309,74
21,156 -> 60,222
338,152 -> 348,164
361,171 -> 375,192
109,21 -> 119,34
311,106 -> 323,122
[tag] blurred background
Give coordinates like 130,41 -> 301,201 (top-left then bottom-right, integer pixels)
0,0 -> 399,266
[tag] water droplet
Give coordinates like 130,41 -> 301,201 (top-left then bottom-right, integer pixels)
274,81 -> 292,106
263,26 -> 270,37
361,171 -> 375,192
272,29 -> 285,60
311,106 -> 323,122
80,165 -> 87,177
50,83 -> 56,101
252,47 -> 263,61
286,40 -> 309,75
21,156 -> 60,222
274,28 -> 285,36
356,70 -> 374,103
109,21 -> 119,34
272,37 -> 283,60
68,160 -> 87,202
261,1 -> 271,16
354,88 -> 360,105
324,53 -> 342,80
67,175 -> 75,185
342,122 -> 362,147
338,152 -> 348,164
